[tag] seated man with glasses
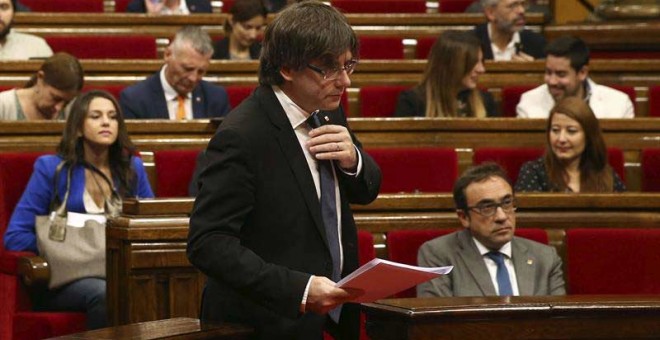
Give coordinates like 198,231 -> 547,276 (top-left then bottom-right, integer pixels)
473,0 -> 546,61
417,163 -> 565,297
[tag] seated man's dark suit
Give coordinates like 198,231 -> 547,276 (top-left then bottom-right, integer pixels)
119,72 -> 230,119
187,85 -> 381,339
473,23 -> 546,60
126,0 -> 212,13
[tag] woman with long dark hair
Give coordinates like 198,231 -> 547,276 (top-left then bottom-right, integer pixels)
516,96 -> 625,192
213,0 -> 267,60
3,90 -> 154,329
395,30 -> 499,117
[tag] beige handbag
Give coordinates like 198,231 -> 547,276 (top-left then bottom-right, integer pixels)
35,162 -> 121,289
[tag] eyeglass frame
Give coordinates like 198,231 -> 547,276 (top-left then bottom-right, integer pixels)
464,197 -> 517,217
306,59 -> 359,80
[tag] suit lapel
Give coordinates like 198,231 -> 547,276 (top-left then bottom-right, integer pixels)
457,229 -> 497,295
191,85 -> 204,118
512,238 -> 535,295
258,87 -> 329,246
150,74 -> 170,119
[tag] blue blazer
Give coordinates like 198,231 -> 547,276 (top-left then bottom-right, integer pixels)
3,155 -> 154,253
119,72 -> 231,119
126,0 -> 212,13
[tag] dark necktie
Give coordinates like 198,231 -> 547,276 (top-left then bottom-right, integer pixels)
486,251 -> 514,296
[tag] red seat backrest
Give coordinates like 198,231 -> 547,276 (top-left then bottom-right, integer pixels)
473,147 -> 544,185
45,35 -> 158,59
226,86 -> 255,110
367,147 -> 458,193
416,37 -> 437,59
358,36 -> 404,60
474,148 -> 625,186
649,85 -> 660,117
0,152 -> 49,245
153,149 -> 201,197
21,0 -> 104,12
501,85 -> 535,117
641,148 -> 660,192
359,85 -> 408,117
566,228 -> 660,294
357,230 -> 375,266
386,229 -> 457,297
115,0 -> 131,11
608,85 -> 636,105
331,0 -> 427,13
439,0 -> 473,12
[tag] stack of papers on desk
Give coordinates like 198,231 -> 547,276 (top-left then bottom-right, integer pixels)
337,258 -> 452,303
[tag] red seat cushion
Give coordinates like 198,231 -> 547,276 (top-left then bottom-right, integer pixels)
13,312 -> 86,340
359,85 -> 407,117
367,147 -> 458,193
21,0 -> 104,12
331,0 -> 427,13
501,85 -> 535,117
358,36 -> 404,60
642,148 -> 660,192
46,35 -> 158,59
566,228 -> 660,294
153,149 -> 201,197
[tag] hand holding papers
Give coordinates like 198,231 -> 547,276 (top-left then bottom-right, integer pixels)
337,258 -> 452,303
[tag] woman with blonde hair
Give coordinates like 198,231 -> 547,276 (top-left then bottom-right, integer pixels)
395,30 -> 498,117
516,96 -> 625,192
0,52 -> 83,120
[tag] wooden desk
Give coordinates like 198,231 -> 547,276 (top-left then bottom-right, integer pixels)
50,317 -> 252,339
107,195 -> 660,324
362,295 -> 660,339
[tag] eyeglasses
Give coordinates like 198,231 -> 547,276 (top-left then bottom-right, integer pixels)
504,0 -> 529,10
466,197 -> 517,217
307,59 -> 359,80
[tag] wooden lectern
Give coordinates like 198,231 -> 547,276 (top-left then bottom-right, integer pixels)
362,295 -> 660,339
106,198 -> 199,326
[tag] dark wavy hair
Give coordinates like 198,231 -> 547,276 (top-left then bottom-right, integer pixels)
224,0 -> 267,33
57,90 -> 136,196
543,96 -> 613,192
259,1 -> 358,85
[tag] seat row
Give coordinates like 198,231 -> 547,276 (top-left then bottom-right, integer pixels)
19,0 -> 473,13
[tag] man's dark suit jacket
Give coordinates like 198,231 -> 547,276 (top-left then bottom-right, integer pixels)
473,23 -> 546,60
119,72 -> 230,119
187,85 -> 381,339
126,0 -> 212,13
212,37 -> 262,60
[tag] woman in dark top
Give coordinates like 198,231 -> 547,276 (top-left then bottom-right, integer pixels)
213,0 -> 267,60
394,30 -> 499,117
515,97 -> 626,193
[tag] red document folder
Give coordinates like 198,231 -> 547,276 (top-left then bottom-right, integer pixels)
337,258 -> 453,303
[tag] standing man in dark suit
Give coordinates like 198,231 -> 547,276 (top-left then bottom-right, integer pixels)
187,2 -> 381,339
418,163 -> 565,297
473,0 -> 546,61
119,26 -> 230,119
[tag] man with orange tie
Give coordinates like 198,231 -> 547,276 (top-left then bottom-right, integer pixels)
120,25 -> 230,120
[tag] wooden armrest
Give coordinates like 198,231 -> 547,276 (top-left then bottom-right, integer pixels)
17,256 -> 50,287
